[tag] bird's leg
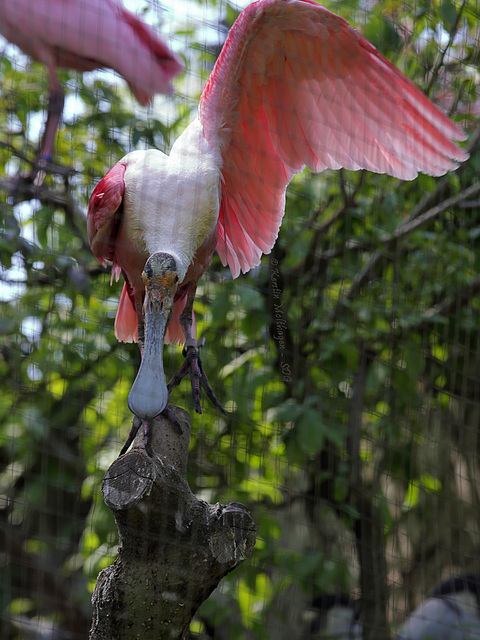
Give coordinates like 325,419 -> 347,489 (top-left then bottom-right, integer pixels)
167,282 -> 225,414
119,415 -> 143,456
37,84 -> 65,162
120,411 -> 182,457
143,420 -> 153,457
13,71 -> 70,192
27,82 -> 66,187
39,68 -> 65,163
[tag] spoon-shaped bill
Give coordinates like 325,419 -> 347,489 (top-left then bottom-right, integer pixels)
128,294 -> 171,420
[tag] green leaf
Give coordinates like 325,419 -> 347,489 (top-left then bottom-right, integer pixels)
439,0 -> 457,33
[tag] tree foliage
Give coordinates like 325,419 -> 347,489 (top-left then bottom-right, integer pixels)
1,1 -> 479,638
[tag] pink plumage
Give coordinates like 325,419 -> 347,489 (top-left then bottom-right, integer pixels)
0,0 -> 183,164
88,0 -> 468,422
0,0 -> 182,102
199,0 -> 467,277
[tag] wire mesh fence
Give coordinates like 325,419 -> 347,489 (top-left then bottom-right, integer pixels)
1,0 -> 479,638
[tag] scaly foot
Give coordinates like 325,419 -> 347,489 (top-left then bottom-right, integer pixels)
120,408 -> 183,457
167,340 -> 225,415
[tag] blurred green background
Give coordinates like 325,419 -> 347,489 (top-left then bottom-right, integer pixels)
1,0 -> 479,638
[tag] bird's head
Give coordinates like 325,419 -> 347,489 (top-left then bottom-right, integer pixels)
142,252 -> 179,320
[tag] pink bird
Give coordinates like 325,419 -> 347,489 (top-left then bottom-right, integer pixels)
0,0 -> 182,165
88,0 -> 467,447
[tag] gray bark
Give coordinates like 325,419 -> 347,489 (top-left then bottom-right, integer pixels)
89,406 -> 257,640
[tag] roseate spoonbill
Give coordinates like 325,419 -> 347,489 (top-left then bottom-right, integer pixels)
394,576 -> 480,639
0,0 -> 182,166
88,0 -> 467,446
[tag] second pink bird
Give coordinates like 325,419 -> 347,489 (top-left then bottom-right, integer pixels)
0,0 -> 183,160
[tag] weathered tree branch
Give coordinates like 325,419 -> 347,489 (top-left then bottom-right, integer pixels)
0,168 -> 91,255
90,406 -> 257,640
319,178 -> 480,266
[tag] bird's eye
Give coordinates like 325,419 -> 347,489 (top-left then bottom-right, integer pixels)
174,275 -> 179,283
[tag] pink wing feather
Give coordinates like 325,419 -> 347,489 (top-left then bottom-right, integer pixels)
0,0 -> 183,101
87,161 -> 137,342
87,160 -> 126,271
198,0 -> 468,278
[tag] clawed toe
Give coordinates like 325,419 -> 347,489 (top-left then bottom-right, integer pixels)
168,345 -> 225,415
120,415 -> 143,456
120,408 -> 184,457
121,338 -> 224,457
182,337 -> 205,356
118,416 -> 154,457
162,406 -> 183,433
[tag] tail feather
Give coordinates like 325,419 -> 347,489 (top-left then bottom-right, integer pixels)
114,282 -> 138,343
165,292 -> 196,345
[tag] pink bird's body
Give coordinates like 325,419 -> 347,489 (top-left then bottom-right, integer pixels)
0,0 -> 182,160
88,0 -> 467,430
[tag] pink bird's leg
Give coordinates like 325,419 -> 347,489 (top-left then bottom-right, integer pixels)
28,69 -> 66,187
167,282 -> 225,415
15,68 -> 68,190
39,81 -> 65,164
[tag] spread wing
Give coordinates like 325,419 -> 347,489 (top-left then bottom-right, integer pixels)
198,0 -> 467,278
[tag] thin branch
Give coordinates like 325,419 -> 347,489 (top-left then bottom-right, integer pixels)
0,140 -> 33,165
402,274 -> 480,335
0,174 -> 80,214
321,180 -> 480,331
305,271 -> 480,365
387,180 -> 480,243
318,180 -> 480,264
347,344 -> 389,640
348,343 -> 374,488
0,174 -> 92,255
425,0 -> 468,96
0,140 -> 78,177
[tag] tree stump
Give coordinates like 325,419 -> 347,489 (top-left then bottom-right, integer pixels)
89,406 -> 257,640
